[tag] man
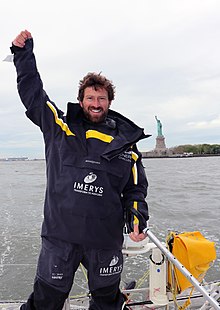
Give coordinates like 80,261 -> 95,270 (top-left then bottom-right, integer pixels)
11,30 -> 150,310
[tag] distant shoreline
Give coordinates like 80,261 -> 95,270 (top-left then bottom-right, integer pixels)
0,154 -> 220,162
142,153 -> 220,159
0,157 -> 45,162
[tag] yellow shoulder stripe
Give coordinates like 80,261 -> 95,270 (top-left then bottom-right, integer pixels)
132,151 -> 139,162
47,101 -> 75,136
86,130 -> 114,143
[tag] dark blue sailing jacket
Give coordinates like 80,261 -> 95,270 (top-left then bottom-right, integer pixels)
11,39 -> 150,249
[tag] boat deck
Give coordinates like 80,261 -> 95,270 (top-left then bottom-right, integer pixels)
0,301 -> 88,310
0,303 -> 87,310
0,295 -> 218,310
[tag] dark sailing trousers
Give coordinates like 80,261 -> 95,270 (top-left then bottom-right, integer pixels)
20,237 -> 126,310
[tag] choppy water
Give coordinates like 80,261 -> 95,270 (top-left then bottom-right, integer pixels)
0,157 -> 219,301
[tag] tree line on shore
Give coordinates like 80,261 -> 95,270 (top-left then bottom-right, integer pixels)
170,144 -> 220,155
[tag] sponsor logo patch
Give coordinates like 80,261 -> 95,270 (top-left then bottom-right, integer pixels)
73,172 -> 104,197
99,256 -> 122,277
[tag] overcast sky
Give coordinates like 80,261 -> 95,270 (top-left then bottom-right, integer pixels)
1,0 -> 220,158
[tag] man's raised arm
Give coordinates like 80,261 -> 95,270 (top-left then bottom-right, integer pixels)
10,30 -> 51,129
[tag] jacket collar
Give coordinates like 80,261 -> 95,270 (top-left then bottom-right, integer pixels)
66,102 -> 151,160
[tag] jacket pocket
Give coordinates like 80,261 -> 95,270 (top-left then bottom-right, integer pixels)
36,238 -> 73,291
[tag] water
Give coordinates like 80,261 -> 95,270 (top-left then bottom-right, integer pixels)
0,157 -> 219,301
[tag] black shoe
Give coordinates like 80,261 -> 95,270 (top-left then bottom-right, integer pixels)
123,280 -> 136,308
124,280 -> 136,291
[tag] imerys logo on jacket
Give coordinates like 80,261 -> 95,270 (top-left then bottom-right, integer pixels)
84,172 -> 97,183
73,172 -> 104,197
99,256 -> 123,277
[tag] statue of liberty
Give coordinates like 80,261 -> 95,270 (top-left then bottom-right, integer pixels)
155,116 -> 163,136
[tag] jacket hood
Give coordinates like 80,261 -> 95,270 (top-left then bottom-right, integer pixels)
66,102 -> 151,160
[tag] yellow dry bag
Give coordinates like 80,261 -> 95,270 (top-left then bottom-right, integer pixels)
167,231 -> 216,293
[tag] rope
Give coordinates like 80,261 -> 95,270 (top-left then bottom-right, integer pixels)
136,269 -> 150,289
79,262 -> 88,282
69,263 -> 90,300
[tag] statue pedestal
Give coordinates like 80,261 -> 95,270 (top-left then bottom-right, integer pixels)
155,136 -> 167,154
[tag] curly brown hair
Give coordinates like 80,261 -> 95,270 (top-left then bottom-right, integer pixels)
77,72 -> 115,102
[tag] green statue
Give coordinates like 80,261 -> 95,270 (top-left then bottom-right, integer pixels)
155,116 -> 163,136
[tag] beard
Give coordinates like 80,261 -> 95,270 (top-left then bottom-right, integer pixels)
82,106 -> 109,123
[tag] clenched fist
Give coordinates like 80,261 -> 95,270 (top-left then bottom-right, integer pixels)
13,30 -> 32,48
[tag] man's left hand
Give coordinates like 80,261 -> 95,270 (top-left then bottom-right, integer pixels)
129,224 -> 146,242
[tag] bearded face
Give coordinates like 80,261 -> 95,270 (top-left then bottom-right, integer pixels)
80,87 -> 111,123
